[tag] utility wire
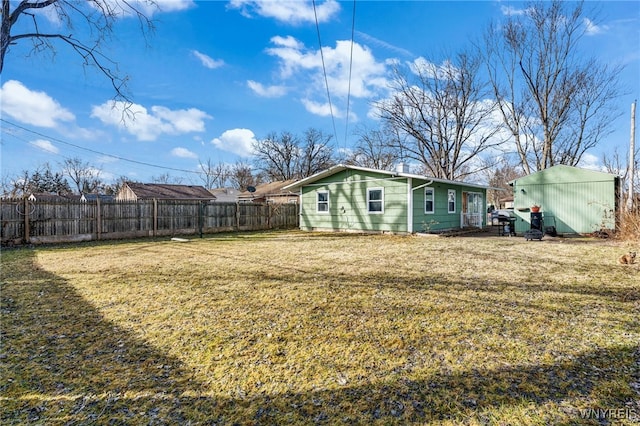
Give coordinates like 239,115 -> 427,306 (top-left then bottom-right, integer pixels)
1,118 -> 205,176
344,0 -> 356,151
312,0 -> 339,147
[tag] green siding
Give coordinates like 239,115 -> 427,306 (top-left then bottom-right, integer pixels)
300,170 -> 409,233
298,170 -> 487,234
411,182 -> 486,232
512,165 -> 617,234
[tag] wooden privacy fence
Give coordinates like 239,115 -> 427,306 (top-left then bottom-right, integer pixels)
1,199 -> 299,245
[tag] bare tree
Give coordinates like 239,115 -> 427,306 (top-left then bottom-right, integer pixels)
345,125 -> 400,170
3,169 -> 33,197
151,173 -> 183,185
374,50 -> 502,181
603,148 -> 640,198
0,172 -> 18,197
252,128 -> 335,181
298,128 -> 335,178
603,149 -> 629,180
212,162 -> 232,188
60,157 -> 102,194
483,0 -> 623,173
252,131 -> 300,181
103,175 -> 129,195
198,158 -> 231,189
0,0 -> 156,100
482,157 -> 524,208
229,161 -> 259,192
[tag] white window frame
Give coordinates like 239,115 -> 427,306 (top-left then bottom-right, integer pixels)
447,189 -> 456,214
316,190 -> 329,213
367,187 -> 384,214
424,187 -> 435,214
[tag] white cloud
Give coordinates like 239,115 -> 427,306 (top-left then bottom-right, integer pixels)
302,99 -> 343,118
264,36 -> 388,117
96,155 -> 119,164
93,0 -> 195,18
266,35 -> 315,78
578,153 -> 606,171
192,50 -> 225,69
35,4 -> 63,25
30,139 -> 59,154
271,35 -> 304,50
501,5 -> 527,16
247,80 -> 287,98
91,101 -> 211,141
0,80 -> 75,128
322,40 -> 387,97
151,106 -> 209,133
355,31 -> 413,58
97,168 -> 116,182
171,147 -> 198,159
228,0 -> 340,24
584,18 -> 608,36
155,0 -> 195,13
409,57 -> 461,81
211,128 -> 256,157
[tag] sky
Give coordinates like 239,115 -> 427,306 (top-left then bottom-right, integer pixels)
1,0 -> 639,188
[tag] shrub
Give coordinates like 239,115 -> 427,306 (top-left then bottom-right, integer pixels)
617,208 -> 640,241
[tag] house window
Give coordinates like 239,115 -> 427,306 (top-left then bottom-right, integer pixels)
367,188 -> 384,213
317,190 -> 329,213
448,189 -> 456,213
425,188 -> 434,214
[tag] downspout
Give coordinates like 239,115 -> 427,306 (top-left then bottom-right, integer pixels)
409,180 -> 434,234
407,178 -> 413,233
411,181 -> 434,192
298,187 -> 303,229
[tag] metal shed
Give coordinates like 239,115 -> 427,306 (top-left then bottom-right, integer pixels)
510,165 -> 620,235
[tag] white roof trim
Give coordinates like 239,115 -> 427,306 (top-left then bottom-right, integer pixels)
282,164 -> 496,191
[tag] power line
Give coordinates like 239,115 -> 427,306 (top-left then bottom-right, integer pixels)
312,0 -> 339,147
1,118 -> 205,176
344,0 -> 356,151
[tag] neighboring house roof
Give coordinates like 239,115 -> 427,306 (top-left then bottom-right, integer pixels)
283,164 -> 495,191
209,188 -> 240,202
27,193 -> 76,202
121,182 -> 215,200
81,194 -> 116,202
239,179 -> 299,202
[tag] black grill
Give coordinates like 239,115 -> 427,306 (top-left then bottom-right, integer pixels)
491,209 -> 516,236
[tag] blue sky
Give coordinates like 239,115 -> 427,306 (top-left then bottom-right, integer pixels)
1,0 -> 639,187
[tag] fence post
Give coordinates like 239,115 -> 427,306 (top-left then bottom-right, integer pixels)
23,198 -> 30,244
236,202 -> 240,230
153,198 -> 158,237
267,203 -> 271,229
96,197 -> 102,240
198,201 -> 204,238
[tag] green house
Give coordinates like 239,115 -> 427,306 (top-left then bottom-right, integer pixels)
283,164 -> 492,234
510,165 -> 621,235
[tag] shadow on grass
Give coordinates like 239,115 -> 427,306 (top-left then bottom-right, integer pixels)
173,238 -> 640,305
1,250 -> 637,424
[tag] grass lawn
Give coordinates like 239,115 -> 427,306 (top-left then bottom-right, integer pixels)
1,231 -> 639,425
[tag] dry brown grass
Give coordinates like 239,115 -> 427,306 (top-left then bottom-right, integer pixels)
617,209 -> 640,241
1,231 -> 639,425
